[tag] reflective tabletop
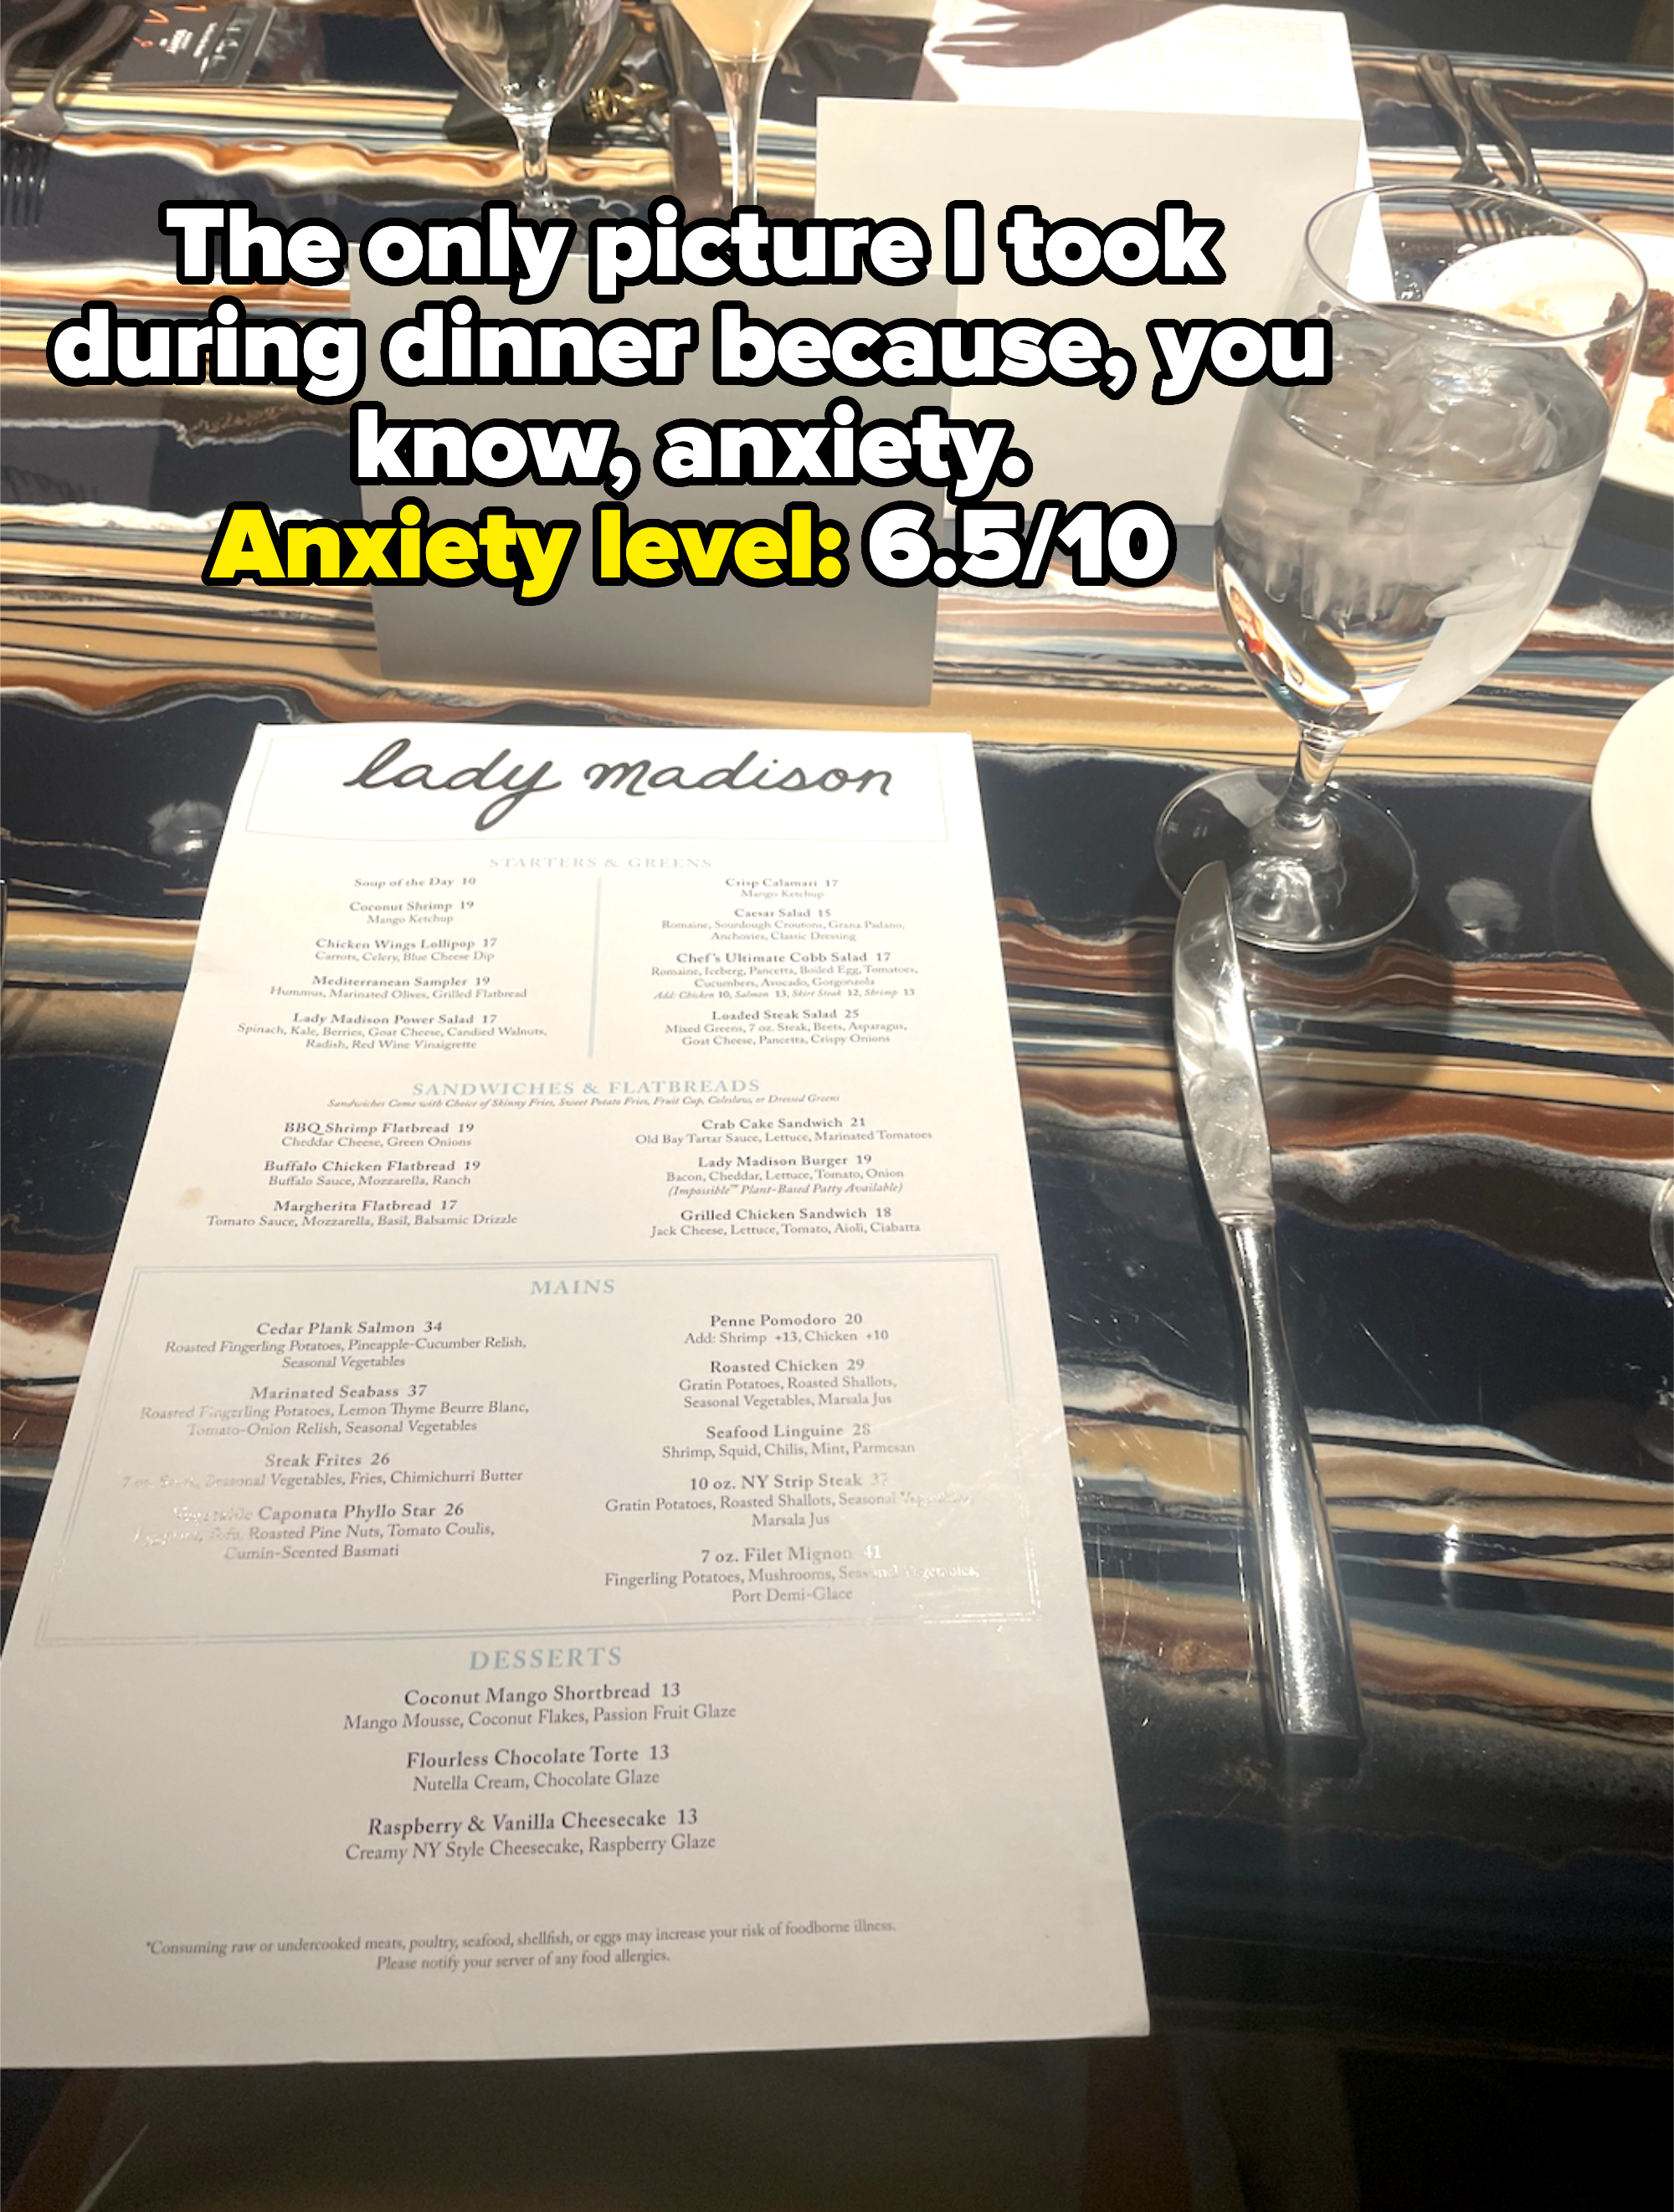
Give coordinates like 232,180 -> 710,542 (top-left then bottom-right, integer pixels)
3,4 -> 1671,2057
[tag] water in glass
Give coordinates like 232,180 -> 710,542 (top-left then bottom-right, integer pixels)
1216,303 -> 1611,742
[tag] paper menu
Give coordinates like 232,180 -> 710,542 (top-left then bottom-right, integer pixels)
2,724 -> 1147,2065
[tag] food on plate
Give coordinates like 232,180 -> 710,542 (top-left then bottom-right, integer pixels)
1586,293 -> 1631,381
1587,286 -> 1673,382
1649,378 -> 1674,444
1636,289 -> 1672,378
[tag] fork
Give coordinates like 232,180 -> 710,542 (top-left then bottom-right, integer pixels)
0,127 -> 49,223
0,0 -> 96,119
1467,75 -> 1555,203
1416,50 -> 1521,249
5,0 -> 141,141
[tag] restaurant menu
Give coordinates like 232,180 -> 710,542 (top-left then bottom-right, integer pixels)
2,725 -> 1146,2065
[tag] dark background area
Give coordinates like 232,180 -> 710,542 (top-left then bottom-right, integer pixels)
1276,0 -> 1669,62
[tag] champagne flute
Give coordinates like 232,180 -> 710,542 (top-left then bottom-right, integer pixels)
671,0 -> 813,212
413,0 -> 620,218
1155,183 -> 1647,952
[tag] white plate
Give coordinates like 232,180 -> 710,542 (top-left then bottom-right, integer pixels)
1425,228 -> 1672,500
1592,677 -> 1674,967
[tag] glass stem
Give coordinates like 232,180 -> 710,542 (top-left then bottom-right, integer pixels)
1272,721 -> 1351,834
516,116 -> 557,219
712,54 -> 772,212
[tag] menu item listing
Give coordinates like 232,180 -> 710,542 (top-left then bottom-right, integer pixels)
2,725 -> 1146,2065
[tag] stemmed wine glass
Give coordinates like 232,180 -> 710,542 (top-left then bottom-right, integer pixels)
413,0 -> 621,218
671,0 -> 812,211
1155,183 -> 1647,952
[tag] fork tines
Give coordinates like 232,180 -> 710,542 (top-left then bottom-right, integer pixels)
1,129 -> 49,226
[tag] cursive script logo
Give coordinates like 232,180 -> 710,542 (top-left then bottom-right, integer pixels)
583,752 -> 891,801
343,740 -> 894,831
344,739 -> 563,831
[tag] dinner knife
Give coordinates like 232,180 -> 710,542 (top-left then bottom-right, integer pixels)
1173,862 -> 1363,1773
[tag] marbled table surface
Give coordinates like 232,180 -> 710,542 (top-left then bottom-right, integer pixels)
3,7 -> 1670,2055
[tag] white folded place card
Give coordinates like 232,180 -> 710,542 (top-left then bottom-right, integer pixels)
816,4 -> 1369,526
353,268 -> 952,709
916,0 -> 1364,121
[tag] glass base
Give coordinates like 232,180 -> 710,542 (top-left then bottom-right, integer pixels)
1156,769 -> 1417,953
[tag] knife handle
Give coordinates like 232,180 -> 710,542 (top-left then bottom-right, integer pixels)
1222,1219 -> 1363,1773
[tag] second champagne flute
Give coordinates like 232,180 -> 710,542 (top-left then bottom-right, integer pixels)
672,0 -> 812,211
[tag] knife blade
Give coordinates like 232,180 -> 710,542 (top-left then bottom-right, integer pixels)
1173,862 -> 1363,1773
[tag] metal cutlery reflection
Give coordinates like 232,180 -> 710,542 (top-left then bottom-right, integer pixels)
1652,1180 -> 1674,1302
0,126 -> 49,223
1416,50 -> 1521,249
1466,75 -> 1554,203
5,0 -> 141,141
1172,863 -> 1363,1775
655,3 -> 724,221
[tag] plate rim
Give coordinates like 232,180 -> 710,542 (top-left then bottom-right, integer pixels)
1591,675 -> 1674,967
1602,228 -> 1671,500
